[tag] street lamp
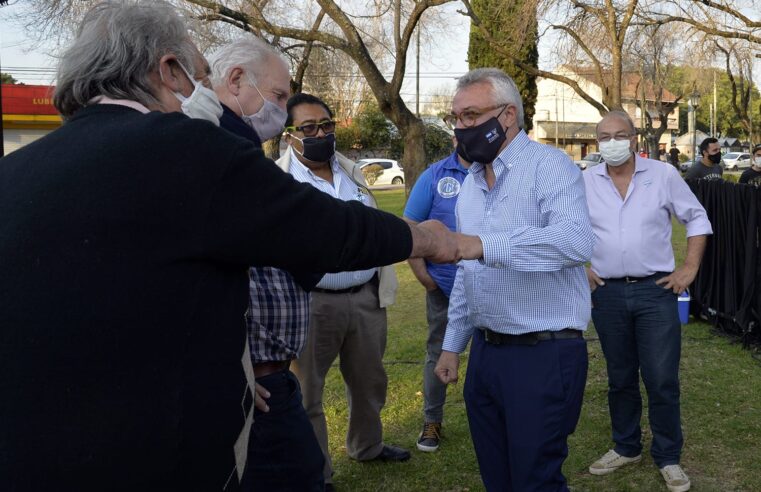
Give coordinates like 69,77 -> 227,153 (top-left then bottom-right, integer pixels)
688,89 -> 700,160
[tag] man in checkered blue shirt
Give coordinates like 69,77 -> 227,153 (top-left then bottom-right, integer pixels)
435,68 -> 594,492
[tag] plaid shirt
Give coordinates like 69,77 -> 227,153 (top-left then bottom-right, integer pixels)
246,266 -> 310,362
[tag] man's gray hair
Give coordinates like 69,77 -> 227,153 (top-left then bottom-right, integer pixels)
54,0 -> 198,119
456,68 -> 525,129
596,110 -> 637,135
208,37 -> 287,87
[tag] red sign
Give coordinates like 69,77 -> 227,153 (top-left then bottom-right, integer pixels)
1,84 -> 58,115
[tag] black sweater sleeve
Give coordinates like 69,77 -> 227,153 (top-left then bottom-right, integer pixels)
202,143 -> 413,272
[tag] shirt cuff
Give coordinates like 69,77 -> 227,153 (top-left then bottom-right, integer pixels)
442,325 -> 472,354
478,233 -> 511,269
685,220 -> 713,238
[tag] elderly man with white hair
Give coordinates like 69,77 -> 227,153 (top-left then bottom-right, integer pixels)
209,37 -> 291,146
434,68 -> 594,491
0,2 -> 471,491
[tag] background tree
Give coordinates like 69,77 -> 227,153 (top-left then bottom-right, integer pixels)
467,0 -> 538,130
1,73 -> 19,84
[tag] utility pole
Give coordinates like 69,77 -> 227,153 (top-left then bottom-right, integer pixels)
713,71 -> 718,137
415,26 -> 420,118
554,86 -> 559,148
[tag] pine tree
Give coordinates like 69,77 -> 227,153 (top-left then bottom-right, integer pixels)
467,0 -> 538,131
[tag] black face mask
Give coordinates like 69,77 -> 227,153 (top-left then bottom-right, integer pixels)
295,133 -> 336,163
707,152 -> 722,164
454,116 -> 507,164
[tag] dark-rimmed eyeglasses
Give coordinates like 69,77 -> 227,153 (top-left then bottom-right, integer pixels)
443,104 -> 507,129
285,120 -> 336,137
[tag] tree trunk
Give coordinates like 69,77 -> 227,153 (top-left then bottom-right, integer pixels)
397,118 -> 426,194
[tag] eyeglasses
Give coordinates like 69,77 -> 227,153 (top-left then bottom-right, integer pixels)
285,120 -> 336,137
598,133 -> 634,143
443,104 -> 507,129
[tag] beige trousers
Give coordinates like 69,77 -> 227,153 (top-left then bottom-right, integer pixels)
292,281 -> 388,484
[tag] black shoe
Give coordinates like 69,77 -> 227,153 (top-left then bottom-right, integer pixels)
324,484 -> 335,492
416,422 -> 442,452
371,444 -> 411,462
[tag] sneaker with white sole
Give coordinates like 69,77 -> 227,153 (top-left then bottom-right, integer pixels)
589,449 -> 642,475
660,464 -> 691,492
416,422 -> 441,452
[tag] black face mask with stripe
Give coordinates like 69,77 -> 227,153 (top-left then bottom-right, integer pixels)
454,116 -> 507,165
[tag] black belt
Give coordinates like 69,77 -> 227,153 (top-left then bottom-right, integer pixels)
480,328 -> 583,346
605,272 -> 669,284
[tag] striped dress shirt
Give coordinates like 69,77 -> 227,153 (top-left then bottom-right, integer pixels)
442,131 -> 594,354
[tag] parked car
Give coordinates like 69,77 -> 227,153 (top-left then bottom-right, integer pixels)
721,152 -> 751,171
357,159 -> 405,186
680,159 -> 696,173
574,152 -> 604,170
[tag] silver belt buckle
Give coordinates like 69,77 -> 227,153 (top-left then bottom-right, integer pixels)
625,276 -> 639,284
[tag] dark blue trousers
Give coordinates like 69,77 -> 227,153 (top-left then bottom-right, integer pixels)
464,330 -> 588,491
591,277 -> 683,467
240,370 -> 325,491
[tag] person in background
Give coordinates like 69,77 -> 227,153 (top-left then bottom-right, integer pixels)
209,37 -> 290,146
403,139 -> 471,453
585,111 -> 712,492
279,93 -> 411,492
684,137 -> 723,180
739,144 -> 761,186
435,68 -> 593,491
669,146 -> 681,169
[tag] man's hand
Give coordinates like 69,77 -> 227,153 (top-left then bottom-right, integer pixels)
411,220 -> 459,263
457,234 -> 483,261
254,382 -> 271,412
656,265 -> 698,294
435,351 -> 460,384
586,267 -> 605,292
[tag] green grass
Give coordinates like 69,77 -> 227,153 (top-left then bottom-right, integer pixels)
322,189 -> 761,491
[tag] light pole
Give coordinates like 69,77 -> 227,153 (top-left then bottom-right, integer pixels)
689,89 -> 700,161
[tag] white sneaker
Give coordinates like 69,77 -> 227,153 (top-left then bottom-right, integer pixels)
589,449 -> 642,475
660,464 -> 691,492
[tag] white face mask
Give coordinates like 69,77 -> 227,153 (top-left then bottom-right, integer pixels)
754,156 -> 761,167
172,62 -> 223,126
598,138 -> 633,167
235,78 -> 287,141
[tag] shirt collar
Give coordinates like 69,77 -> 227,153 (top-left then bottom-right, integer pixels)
289,147 -> 341,180
91,96 -> 150,114
441,151 -> 469,173
468,129 -> 531,178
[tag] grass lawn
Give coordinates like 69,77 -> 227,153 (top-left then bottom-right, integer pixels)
323,189 -> 761,491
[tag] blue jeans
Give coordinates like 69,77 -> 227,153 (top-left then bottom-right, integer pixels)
591,276 -> 683,467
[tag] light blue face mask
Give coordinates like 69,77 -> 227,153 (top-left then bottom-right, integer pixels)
234,77 -> 287,140
172,62 -> 223,126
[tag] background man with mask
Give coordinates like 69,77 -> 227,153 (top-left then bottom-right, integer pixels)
277,93 -> 410,491
0,3 -> 471,490
739,144 -> 761,185
209,37 -> 327,491
434,68 -> 593,491
684,137 -> 724,180
210,37 -> 290,146
584,111 -> 711,492
403,138 -> 470,453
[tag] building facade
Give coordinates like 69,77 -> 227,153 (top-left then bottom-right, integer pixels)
1,84 -> 61,156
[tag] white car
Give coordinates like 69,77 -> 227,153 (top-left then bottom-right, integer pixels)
574,152 -> 604,170
357,159 -> 405,186
722,152 -> 751,171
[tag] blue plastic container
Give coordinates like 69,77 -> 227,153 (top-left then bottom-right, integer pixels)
678,291 -> 690,324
